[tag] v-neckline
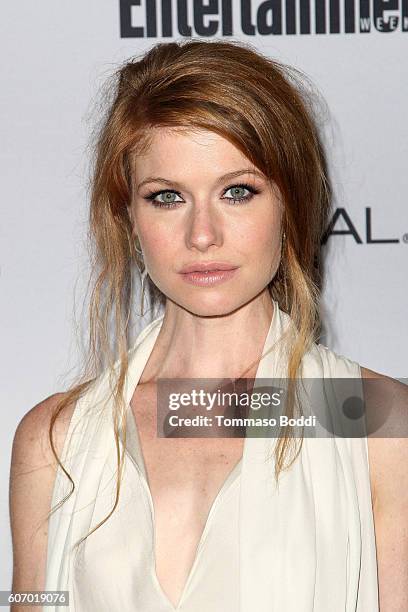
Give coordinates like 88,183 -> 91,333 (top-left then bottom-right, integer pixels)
118,300 -> 281,610
121,399 -> 243,610
124,403 -> 243,489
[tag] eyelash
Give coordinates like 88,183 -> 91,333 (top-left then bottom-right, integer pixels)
144,183 -> 260,209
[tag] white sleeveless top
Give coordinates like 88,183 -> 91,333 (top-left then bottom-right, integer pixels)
45,300 -> 379,611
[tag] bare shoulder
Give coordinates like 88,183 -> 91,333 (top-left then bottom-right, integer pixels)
360,368 -> 408,606
11,392 -> 75,464
360,366 -> 408,512
10,392 -> 76,498
9,392 -> 76,596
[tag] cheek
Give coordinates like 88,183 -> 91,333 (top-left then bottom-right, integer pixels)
247,226 -> 277,250
238,212 -> 281,259
140,228 -> 175,268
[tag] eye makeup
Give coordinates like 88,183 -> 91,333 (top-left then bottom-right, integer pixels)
143,182 -> 261,209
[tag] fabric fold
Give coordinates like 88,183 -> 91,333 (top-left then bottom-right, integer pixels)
45,300 -> 379,611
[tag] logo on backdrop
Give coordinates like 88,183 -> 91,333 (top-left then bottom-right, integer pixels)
120,0 -> 408,38
322,207 -> 406,245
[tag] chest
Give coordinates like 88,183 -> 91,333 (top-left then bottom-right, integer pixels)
131,389 -> 243,510
130,384 -> 243,607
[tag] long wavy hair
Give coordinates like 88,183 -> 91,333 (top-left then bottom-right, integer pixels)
46,39 -> 331,547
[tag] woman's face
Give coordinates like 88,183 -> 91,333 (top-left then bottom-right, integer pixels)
128,127 -> 283,317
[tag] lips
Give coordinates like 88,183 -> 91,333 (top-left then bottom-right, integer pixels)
179,262 -> 238,274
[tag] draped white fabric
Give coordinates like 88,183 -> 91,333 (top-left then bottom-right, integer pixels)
45,301 -> 378,611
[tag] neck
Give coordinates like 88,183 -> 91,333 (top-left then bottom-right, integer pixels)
141,290 -> 275,381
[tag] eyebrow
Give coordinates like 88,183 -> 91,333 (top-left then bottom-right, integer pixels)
136,168 -> 265,191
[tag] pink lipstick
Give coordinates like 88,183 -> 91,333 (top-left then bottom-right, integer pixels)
179,261 -> 239,287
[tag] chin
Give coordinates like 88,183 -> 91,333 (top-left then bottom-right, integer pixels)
168,292 -> 253,318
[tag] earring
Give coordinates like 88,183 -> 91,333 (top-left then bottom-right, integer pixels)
280,230 -> 288,310
134,238 -> 143,256
140,267 -> 148,317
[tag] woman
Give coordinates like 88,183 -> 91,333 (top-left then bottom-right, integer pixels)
9,39 -> 407,611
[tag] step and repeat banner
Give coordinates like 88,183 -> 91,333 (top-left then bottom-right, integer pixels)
1,0 -> 407,589
120,0 -> 408,36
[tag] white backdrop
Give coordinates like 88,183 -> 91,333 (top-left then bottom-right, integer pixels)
1,0 -> 407,591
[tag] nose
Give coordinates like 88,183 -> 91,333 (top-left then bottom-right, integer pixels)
184,201 -> 223,252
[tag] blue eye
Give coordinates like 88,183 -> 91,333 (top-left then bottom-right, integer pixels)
143,182 -> 260,209
144,190 -> 183,208
222,183 -> 259,204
